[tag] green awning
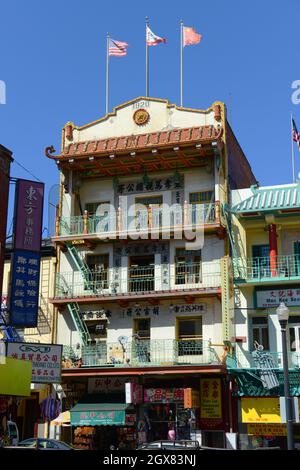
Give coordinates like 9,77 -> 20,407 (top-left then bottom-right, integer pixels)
70,403 -> 129,426
230,370 -> 300,397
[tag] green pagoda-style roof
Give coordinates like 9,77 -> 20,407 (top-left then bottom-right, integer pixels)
231,182 -> 300,215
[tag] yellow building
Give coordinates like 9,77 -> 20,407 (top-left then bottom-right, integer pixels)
226,181 -> 300,449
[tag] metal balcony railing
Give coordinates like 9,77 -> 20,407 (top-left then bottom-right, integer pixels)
54,263 -> 221,299
62,339 -> 221,368
226,344 -> 300,370
57,203 -> 218,237
233,254 -> 300,282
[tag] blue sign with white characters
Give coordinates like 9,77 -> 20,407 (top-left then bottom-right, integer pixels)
10,250 -> 41,327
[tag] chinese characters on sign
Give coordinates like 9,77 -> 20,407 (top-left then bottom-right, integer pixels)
88,377 -> 137,393
6,342 -> 62,384
9,179 -> 44,328
256,288 -> 300,308
117,177 -> 183,195
174,304 -> 207,314
9,250 -> 41,326
144,388 -> 184,403
80,310 -> 112,321
120,306 -> 160,318
14,180 -> 44,252
200,378 -> 222,419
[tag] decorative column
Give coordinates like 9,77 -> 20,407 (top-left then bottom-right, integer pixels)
269,223 -> 278,277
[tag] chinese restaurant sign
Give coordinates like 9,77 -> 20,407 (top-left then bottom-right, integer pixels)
6,342 -> 62,384
71,410 -> 125,426
144,388 -> 184,403
14,180 -> 44,252
9,250 -> 41,326
200,379 -> 222,420
256,288 -> 300,308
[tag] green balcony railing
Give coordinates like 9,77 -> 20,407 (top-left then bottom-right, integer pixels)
57,203 -> 218,237
233,254 -> 300,282
226,346 -> 300,370
55,263 -> 221,299
62,339 -> 221,368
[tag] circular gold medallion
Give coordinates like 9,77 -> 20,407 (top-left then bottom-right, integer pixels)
133,109 -> 150,126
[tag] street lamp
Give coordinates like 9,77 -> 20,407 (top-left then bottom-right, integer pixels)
277,302 -> 294,450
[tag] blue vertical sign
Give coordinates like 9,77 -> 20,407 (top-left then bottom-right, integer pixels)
10,250 -> 41,327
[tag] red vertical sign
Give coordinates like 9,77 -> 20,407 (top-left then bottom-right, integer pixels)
13,179 -> 44,252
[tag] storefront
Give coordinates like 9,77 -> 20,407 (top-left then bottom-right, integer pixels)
231,371 -> 300,449
199,377 -> 228,448
70,403 -> 137,449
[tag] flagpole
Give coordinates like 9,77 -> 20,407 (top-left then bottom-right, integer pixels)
291,113 -> 296,183
106,32 -> 110,114
180,20 -> 183,107
146,16 -> 149,97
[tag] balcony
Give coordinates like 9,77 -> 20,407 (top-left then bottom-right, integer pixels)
62,339 -> 221,369
53,263 -> 221,302
233,254 -> 300,283
226,344 -> 300,370
55,203 -> 220,241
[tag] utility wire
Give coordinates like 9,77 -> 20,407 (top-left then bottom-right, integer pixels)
12,158 -> 43,183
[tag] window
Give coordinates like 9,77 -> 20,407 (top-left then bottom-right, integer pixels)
288,319 -> 300,352
133,318 -> 150,363
133,318 -> 151,339
85,202 -> 110,232
294,241 -> 300,276
87,320 -> 107,340
177,317 -> 202,355
86,254 -> 109,289
135,195 -> 163,229
85,201 -> 109,216
189,191 -> 214,204
135,195 -> 163,206
175,248 -> 201,285
129,256 -> 155,292
251,316 -> 269,350
189,192 -> 214,223
252,245 -> 270,278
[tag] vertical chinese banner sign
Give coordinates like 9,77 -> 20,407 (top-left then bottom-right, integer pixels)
9,179 -> 44,327
199,378 -> 224,430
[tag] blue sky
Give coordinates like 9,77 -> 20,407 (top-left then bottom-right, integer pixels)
1,0 -> 299,233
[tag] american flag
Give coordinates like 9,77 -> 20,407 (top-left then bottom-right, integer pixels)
292,118 -> 300,151
108,38 -> 128,57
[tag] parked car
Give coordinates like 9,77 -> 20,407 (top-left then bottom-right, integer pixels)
15,438 -> 74,450
137,440 -> 201,450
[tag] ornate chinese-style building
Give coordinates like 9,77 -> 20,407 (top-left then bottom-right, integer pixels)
46,97 -> 256,449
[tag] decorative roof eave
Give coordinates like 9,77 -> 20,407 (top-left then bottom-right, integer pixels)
231,183 -> 300,216
45,124 -> 223,162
